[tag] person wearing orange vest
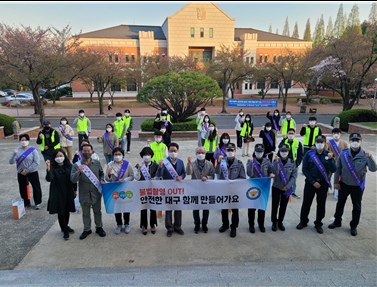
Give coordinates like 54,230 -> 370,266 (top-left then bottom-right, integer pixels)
36,120 -> 61,162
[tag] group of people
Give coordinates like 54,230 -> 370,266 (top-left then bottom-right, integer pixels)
8,108 -> 376,241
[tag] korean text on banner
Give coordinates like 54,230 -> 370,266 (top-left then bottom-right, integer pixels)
227,99 -> 278,108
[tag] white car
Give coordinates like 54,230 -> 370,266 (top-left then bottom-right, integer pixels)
0,91 -> 6,97
4,93 -> 34,101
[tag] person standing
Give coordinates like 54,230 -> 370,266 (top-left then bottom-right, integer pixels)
186,146 -> 215,234
73,110 -> 91,150
36,120 -> 61,162
134,147 -> 159,235
97,124 -> 118,164
279,111 -> 296,139
196,107 -> 206,147
296,135 -> 336,234
300,116 -> 322,155
108,98 -> 112,111
199,115 -> 211,147
246,144 -> 275,233
216,143 -> 246,238
204,123 -> 218,166
71,144 -> 106,240
266,109 -> 281,138
123,109 -> 133,154
9,134 -> 42,209
153,113 -> 173,146
234,109 -> 244,150
114,113 -> 125,151
271,144 -> 297,231
156,143 -> 186,237
240,114 -> 254,157
105,147 -> 134,235
259,122 -> 276,162
56,117 -> 74,161
158,107 -> 171,122
329,133 -> 376,236
46,149 -> 76,240
72,139 -> 100,164
146,131 -> 168,164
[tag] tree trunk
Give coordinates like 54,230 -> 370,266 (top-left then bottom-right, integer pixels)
53,88 -> 58,105
282,88 -> 288,113
98,92 -> 104,114
90,92 -> 93,102
332,89 -> 335,97
222,87 -> 227,113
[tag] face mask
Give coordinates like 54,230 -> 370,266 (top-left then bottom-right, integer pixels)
226,151 -> 235,158
222,139 -> 229,144
197,154 -> 205,161
155,137 -> 162,143
106,128 -> 112,132
80,113 -> 84,118
44,126 -> 50,131
169,152 -> 178,158
288,135 -> 295,140
161,129 -> 166,133
201,112 -> 205,115
61,121 -> 66,125
280,152 -> 289,158
255,152 -> 264,159
125,113 -> 130,117
82,153 -> 91,159
309,121 -> 315,126
333,134 -> 340,140
209,127 -> 214,131
239,113 -> 243,116
246,118 -> 250,121
143,156 -> 151,162
266,127 -> 271,131
315,143 -> 324,150
205,118 -> 209,122
116,117 -> 121,121
20,141 -> 29,147
162,116 -> 166,120
114,156 -> 123,162
350,142 -> 360,148
55,157 -> 65,163
286,115 -> 291,119
274,113 -> 278,116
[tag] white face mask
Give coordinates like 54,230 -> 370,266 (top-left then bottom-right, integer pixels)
201,112 -> 205,115
226,151 -> 235,158
143,156 -> 151,162
280,152 -> 289,158
246,118 -> 250,121
155,137 -> 162,143
79,113 -> 84,118
169,152 -> 178,158
205,118 -> 209,122
315,143 -> 325,150
61,121 -> 66,125
288,134 -> 295,140
222,139 -> 229,144
255,152 -> 264,159
209,127 -> 214,131
106,128 -> 112,132
266,127 -> 271,131
333,134 -> 340,140
161,116 -> 166,120
114,156 -> 123,162
274,113 -> 278,116
160,129 -> 166,133
197,154 -> 205,161
55,157 -> 65,163
116,117 -> 122,121
239,113 -> 243,116
350,142 -> 360,148
20,141 -> 29,147
286,115 -> 291,119
309,121 -> 315,126
125,113 -> 130,117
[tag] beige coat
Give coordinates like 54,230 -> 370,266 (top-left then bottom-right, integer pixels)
97,132 -> 119,155
56,124 -> 74,147
325,138 -> 349,162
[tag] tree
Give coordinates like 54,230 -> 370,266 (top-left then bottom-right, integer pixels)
253,63 -> 271,99
369,2 -> 377,25
347,3 -> 362,34
269,24 -> 272,33
303,18 -> 312,41
276,28 -> 279,35
313,15 -> 325,47
136,72 -> 220,123
326,16 -> 334,38
334,3 -> 345,38
292,22 -> 299,39
312,19 -> 319,46
282,17 -> 290,37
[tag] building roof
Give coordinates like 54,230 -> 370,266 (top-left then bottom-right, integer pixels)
78,25 -> 167,40
234,28 -> 307,42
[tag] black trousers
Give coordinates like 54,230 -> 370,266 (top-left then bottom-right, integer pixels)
115,212 -> 130,226
334,182 -> 364,228
58,212 -> 70,232
248,208 -> 265,227
78,134 -> 88,150
108,105 -> 112,110
126,132 -> 131,152
17,171 -> 42,207
236,130 -> 242,148
271,186 -> 289,223
221,209 -> 239,229
140,209 -> 157,228
300,180 -> 328,227
206,152 -> 216,166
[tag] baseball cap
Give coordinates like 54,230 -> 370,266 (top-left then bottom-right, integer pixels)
43,120 -> 51,125
315,135 -> 326,142
225,143 -> 236,150
279,144 -> 290,151
349,133 -> 362,140
255,143 -> 265,152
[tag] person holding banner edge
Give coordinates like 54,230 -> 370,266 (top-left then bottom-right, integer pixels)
259,122 -> 276,162
56,117 -> 74,162
97,124 -> 118,164
329,133 -> 376,236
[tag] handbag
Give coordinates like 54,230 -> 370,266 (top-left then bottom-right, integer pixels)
12,199 -> 25,220
243,137 -> 254,143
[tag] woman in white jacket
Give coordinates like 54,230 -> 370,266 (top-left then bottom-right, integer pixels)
56,117 -> 74,161
234,109 -> 244,150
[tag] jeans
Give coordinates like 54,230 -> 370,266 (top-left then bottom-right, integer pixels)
104,154 -> 113,164
120,138 -> 125,153
197,131 -> 201,147
193,210 -> 209,225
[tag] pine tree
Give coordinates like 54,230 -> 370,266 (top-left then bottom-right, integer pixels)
276,28 -> 279,35
347,3 -> 362,34
292,22 -> 299,39
269,24 -> 272,33
343,12 -> 348,32
326,16 -> 334,37
282,17 -> 290,37
369,2 -> 377,24
312,19 -> 319,46
313,15 -> 325,47
303,18 -> 312,41
334,3 -> 345,38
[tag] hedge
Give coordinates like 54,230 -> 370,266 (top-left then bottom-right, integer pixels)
0,113 -> 22,136
298,96 -> 343,104
141,117 -> 216,132
331,109 -> 377,131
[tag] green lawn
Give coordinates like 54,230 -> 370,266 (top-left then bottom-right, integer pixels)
359,122 -> 377,129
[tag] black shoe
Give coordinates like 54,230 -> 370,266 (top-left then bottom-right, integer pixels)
249,226 -> 255,233
96,227 -> 106,237
272,223 -> 277,232
328,221 -> 341,229
315,226 -> 324,234
351,228 -> 357,236
296,222 -> 308,230
219,225 -> 229,233
167,230 -> 173,237
79,230 -> 92,240
230,229 -> 237,238
151,226 -> 156,234
259,226 -> 266,233
142,226 -> 147,236
63,231 -> 69,240
194,224 -> 200,234
175,229 -> 184,235
202,224 -> 208,233
278,222 -> 285,231
67,226 -> 75,234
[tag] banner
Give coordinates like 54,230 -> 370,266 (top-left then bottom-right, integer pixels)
102,178 -> 271,214
227,99 -> 278,108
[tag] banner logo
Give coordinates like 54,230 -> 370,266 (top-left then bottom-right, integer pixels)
246,187 -> 261,200
114,190 -> 133,204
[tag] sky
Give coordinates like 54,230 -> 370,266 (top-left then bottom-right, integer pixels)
0,2 -> 373,39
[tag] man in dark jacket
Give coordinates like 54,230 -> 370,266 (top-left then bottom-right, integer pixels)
36,120 -> 60,162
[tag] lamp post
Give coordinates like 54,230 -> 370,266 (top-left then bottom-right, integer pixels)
373,78 -> 377,111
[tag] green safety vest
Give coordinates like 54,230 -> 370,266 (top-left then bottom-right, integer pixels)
303,126 -> 319,146
114,120 -> 125,139
281,118 -> 295,135
204,134 -> 217,152
150,141 -> 166,163
123,116 -> 132,137
41,130 -> 60,151
240,122 -> 253,137
77,117 -> 88,132
284,138 -> 299,162
159,114 -> 171,122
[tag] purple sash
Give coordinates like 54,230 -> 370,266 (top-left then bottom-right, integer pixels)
16,147 -> 35,169
219,146 -> 227,157
164,121 -> 168,127
252,160 -> 265,178
57,125 -> 73,141
162,137 -> 165,144
115,160 -> 130,182
329,139 -> 341,157
104,133 -> 114,150
308,152 -> 332,188
78,151 -> 82,160
204,123 -> 208,131
278,160 -> 293,198
342,150 -> 365,190
264,132 -> 274,147
236,116 -> 243,125
272,117 -> 279,131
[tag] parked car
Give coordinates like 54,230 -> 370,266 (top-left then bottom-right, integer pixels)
1,89 -> 16,96
4,93 -> 34,101
0,91 -> 7,97
1,99 -> 47,106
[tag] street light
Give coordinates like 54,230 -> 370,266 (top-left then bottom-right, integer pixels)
373,78 -> 377,111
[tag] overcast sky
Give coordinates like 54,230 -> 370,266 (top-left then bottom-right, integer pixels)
0,2 -> 373,39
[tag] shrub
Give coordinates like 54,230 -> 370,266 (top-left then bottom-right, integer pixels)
141,117 -> 216,132
298,96 -> 343,104
331,109 -> 377,131
0,113 -> 22,136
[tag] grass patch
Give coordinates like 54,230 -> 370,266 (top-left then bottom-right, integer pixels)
359,122 -> 377,129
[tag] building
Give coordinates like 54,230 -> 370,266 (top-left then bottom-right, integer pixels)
71,2 -> 312,99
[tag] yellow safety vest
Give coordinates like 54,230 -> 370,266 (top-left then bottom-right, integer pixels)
150,141 -> 166,163
41,130 -> 60,151
204,134 -> 217,152
114,120 -> 125,139
159,114 -> 171,122
303,126 -> 319,146
77,117 -> 88,132
197,115 -> 204,130
284,138 -> 299,162
123,116 -> 132,137
240,122 -> 253,137
281,118 -> 295,135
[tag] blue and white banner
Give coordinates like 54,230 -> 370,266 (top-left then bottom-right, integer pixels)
227,99 -> 278,108
102,178 -> 271,213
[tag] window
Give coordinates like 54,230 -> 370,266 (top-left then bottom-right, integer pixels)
209,28 -> 213,38
126,54 -> 129,64
250,57 -> 254,64
270,80 -> 279,89
284,80 -> 292,89
191,28 -> 195,37
109,54 -> 112,63
273,55 -> 276,63
257,81 -> 266,89
131,54 -> 135,62
93,83 -> 104,92
236,83 -> 239,90
126,80 -> 137,92
245,83 -> 248,90
200,28 -> 204,38
246,57 -> 249,63
259,55 -> 263,63
114,54 -> 118,64
111,84 -> 121,92
264,55 -> 268,63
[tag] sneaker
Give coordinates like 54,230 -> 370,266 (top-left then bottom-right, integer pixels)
63,231 -> 69,240
124,224 -> 130,234
25,204 -> 31,209
242,154 -> 245,157
246,154 -> 250,157
79,230 -> 92,240
126,151 -> 130,154
259,226 -> 266,233
202,224 -> 208,233
96,227 -> 106,237
292,192 -> 300,199
114,225 -> 122,235
35,204 -> 41,210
